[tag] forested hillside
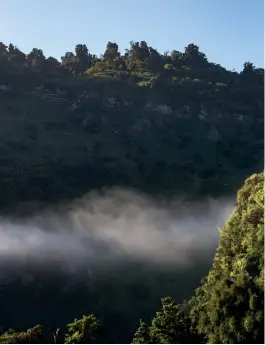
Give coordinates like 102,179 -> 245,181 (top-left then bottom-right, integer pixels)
0,41 -> 263,213
0,40 -> 263,343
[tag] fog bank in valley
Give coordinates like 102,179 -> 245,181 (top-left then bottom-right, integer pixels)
0,188 -> 235,274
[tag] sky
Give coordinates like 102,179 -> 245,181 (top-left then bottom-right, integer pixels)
0,0 -> 263,71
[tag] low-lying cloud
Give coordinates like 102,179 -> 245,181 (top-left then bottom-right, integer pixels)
0,188 -> 235,270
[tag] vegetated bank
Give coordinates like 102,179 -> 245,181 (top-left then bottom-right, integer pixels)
0,41 -> 263,214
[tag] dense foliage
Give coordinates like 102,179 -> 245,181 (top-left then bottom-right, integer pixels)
0,173 -> 263,343
0,40 -> 263,343
189,172 -> 264,344
0,40 -> 263,213
132,297 -> 201,344
0,325 -> 43,344
132,172 -> 264,344
65,314 -> 100,344
0,315 -> 99,344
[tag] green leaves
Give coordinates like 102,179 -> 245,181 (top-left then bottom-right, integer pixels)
189,172 -> 264,343
0,316 -> 100,344
132,320 -> 153,344
132,172 -> 264,344
65,314 -> 100,344
133,298 -> 201,344
0,325 -> 43,344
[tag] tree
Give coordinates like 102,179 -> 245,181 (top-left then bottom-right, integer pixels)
150,297 -> 200,344
0,42 -> 9,71
27,48 -> 46,70
170,50 -> 184,68
61,51 -> 76,74
7,44 -> 26,68
104,41 -> 120,60
0,325 -> 43,344
241,62 -> 264,85
65,314 -> 100,344
139,41 -> 150,61
243,61 -> 255,73
132,320 -> 153,344
184,44 -> 208,67
0,42 -> 7,53
0,42 -> 8,58
148,47 -> 163,71
75,44 -> 92,74
189,172 -> 264,344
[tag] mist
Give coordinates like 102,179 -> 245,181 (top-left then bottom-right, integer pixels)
0,188 -> 235,271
